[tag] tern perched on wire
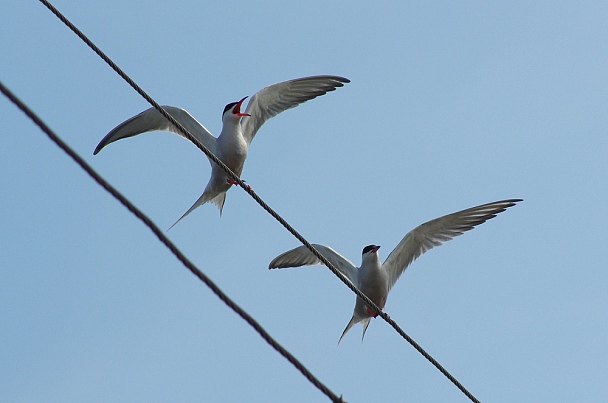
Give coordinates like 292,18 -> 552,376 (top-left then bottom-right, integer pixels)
269,199 -> 522,343
94,75 -> 350,228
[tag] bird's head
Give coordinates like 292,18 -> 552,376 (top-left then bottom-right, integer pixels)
361,245 -> 381,262
222,96 -> 250,122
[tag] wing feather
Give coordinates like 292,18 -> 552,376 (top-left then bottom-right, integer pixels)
94,106 -> 216,157
383,199 -> 522,291
269,244 -> 358,284
241,75 -> 350,144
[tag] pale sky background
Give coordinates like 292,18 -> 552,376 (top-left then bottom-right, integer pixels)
2,1 -> 608,402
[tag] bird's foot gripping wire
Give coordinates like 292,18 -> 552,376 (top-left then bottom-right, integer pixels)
366,307 -> 389,319
227,178 -> 252,191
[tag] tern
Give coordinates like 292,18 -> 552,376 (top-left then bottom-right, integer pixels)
269,199 -> 521,343
94,75 -> 350,228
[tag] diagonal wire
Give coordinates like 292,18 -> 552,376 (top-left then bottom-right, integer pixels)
36,1 -> 481,402
0,80 -> 345,403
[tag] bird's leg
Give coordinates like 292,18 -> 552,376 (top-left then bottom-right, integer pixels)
226,178 -> 252,191
366,307 -> 389,319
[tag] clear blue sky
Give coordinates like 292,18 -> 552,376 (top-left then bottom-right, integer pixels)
2,1 -> 607,402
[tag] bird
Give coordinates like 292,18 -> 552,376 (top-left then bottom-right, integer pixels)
94,75 -> 350,228
269,199 -> 522,343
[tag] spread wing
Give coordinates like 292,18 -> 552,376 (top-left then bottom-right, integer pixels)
268,244 -> 358,285
241,75 -> 350,145
383,199 -> 522,291
94,106 -> 216,157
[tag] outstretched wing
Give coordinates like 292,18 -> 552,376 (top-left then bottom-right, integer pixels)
94,106 -> 216,156
241,75 -> 350,145
269,244 -> 358,285
383,199 -> 522,291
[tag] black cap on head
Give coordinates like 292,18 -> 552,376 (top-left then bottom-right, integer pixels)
362,245 -> 380,255
223,101 -> 239,116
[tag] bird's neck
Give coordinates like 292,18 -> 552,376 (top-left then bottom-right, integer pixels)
362,255 -> 382,271
219,118 -> 243,139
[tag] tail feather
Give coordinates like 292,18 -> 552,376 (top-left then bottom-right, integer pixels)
167,190 -> 225,230
209,192 -> 227,216
361,318 -> 372,341
338,316 -> 360,345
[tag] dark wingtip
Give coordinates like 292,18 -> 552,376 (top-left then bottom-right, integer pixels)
505,198 -> 524,206
93,135 -> 112,155
325,75 -> 350,84
330,76 -> 350,85
93,141 -> 106,155
331,76 -> 350,87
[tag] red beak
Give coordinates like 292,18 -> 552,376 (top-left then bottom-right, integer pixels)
233,96 -> 250,117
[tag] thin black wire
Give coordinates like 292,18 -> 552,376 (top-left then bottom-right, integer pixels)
36,1 -> 481,402
0,80 -> 344,403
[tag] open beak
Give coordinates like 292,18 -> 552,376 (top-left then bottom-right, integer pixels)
233,96 -> 250,117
